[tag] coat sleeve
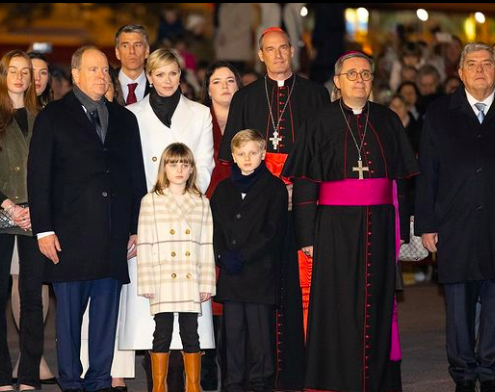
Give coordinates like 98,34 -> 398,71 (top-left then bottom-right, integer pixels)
238,181 -> 288,264
137,194 -> 156,296
414,111 -> 439,235
127,111 -> 148,235
293,178 -> 319,248
195,109 -> 215,194
210,186 -> 228,261
27,109 -> 55,234
198,197 -> 216,295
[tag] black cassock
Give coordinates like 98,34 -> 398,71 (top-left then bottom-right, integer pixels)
283,100 -> 418,392
220,73 -> 329,390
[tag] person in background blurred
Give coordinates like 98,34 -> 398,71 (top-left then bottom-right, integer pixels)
50,66 -> 72,100
28,52 -> 52,106
388,94 -> 422,154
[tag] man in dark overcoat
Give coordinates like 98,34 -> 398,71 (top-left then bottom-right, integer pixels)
27,46 -> 146,392
416,42 -> 495,392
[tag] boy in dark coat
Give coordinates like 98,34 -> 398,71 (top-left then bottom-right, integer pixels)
210,129 -> 288,392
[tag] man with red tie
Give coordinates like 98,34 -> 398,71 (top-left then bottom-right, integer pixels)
114,24 -> 151,106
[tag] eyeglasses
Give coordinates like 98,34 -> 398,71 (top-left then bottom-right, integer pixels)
336,70 -> 374,81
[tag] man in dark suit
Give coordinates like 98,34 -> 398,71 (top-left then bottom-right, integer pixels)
27,46 -> 147,392
416,42 -> 495,392
115,24 -> 151,105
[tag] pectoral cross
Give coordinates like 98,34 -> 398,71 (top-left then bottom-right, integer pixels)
352,159 -> 369,180
269,131 -> 282,149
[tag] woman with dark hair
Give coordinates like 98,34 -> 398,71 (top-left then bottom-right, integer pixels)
202,60 -> 243,198
27,52 -> 52,107
0,49 -> 42,392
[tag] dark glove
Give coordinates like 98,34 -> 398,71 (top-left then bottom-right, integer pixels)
217,249 -> 245,275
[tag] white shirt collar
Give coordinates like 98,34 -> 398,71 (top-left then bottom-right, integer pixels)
118,69 -> 147,102
465,89 -> 495,115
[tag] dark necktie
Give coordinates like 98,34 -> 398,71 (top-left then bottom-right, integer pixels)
89,110 -> 106,142
126,83 -> 138,105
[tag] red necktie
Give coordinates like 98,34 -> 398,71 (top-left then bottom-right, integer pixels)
126,83 -> 138,105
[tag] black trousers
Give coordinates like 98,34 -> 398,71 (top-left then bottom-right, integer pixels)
445,280 -> 495,383
223,301 -> 274,392
153,312 -> 199,353
0,234 -> 45,388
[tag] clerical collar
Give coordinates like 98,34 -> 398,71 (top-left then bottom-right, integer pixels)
341,99 -> 368,115
266,73 -> 294,88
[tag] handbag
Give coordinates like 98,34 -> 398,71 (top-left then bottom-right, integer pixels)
0,203 -> 31,236
0,208 -> 15,231
399,216 -> 429,262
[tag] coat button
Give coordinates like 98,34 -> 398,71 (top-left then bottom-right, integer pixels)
171,252 -> 176,257
14,166 -> 21,172
102,192 -> 108,197
186,273 -> 192,279
185,251 -> 191,256
152,156 -> 157,162
170,229 -> 175,235
231,239 -> 236,245
477,167 -> 483,173
236,213 -> 241,219
171,273 -> 177,278
185,229 -> 190,234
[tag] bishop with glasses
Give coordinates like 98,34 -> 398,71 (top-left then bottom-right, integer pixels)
283,51 -> 418,392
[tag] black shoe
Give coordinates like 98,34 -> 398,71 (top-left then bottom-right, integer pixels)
112,387 -> 128,392
41,377 -> 58,385
481,380 -> 495,392
455,380 -> 476,392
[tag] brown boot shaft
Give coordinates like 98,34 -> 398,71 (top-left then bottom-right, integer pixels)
151,352 -> 170,392
183,352 -> 202,392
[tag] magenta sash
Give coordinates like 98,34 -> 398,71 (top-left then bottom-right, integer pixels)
319,179 -> 393,205
318,179 -> 402,361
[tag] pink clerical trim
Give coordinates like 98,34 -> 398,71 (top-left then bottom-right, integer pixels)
318,178 -> 402,361
318,179 -> 393,206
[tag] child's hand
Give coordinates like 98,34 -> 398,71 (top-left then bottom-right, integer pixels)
141,293 -> 154,299
200,292 -> 211,302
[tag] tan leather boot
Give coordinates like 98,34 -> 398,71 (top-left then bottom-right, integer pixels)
183,352 -> 202,392
151,351 -> 169,392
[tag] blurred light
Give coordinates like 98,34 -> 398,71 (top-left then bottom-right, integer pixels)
464,16 -> 476,42
300,6 -> 308,17
357,7 -> 369,22
475,12 -> 486,24
417,9 -> 429,22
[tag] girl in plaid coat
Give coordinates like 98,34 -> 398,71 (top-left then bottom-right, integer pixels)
137,143 -> 216,392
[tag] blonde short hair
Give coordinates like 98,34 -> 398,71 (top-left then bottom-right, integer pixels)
231,129 -> 266,152
146,48 -> 181,76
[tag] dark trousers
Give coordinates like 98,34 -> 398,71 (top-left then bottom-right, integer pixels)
0,234 -> 44,388
52,277 -> 121,392
223,301 -> 274,392
445,280 -> 495,383
152,312 -> 199,353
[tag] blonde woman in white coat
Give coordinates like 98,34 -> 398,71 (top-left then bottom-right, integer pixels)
119,48 -> 215,387
137,143 -> 216,392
